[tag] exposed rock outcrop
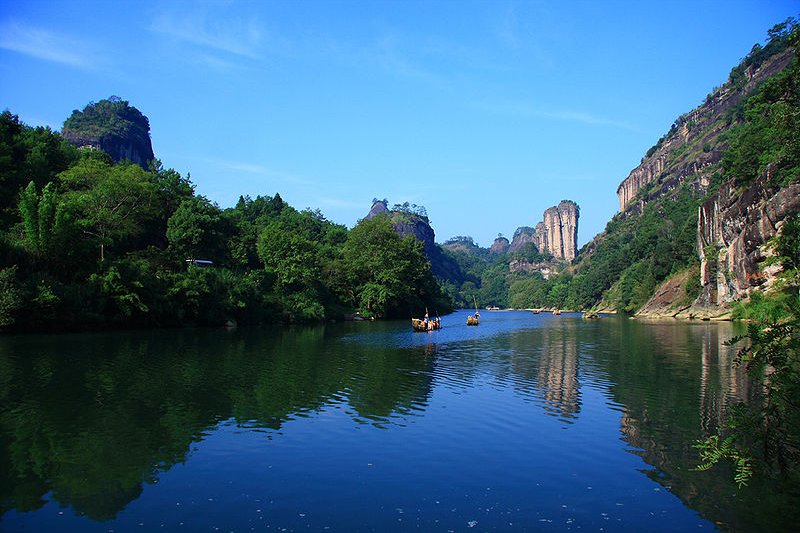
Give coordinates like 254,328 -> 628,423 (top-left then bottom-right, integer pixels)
62,97 -> 155,170
508,227 -> 536,254
616,48 -> 793,213
490,236 -> 510,255
695,174 -> 800,312
509,259 -> 555,279
636,269 -> 697,319
509,200 -> 580,261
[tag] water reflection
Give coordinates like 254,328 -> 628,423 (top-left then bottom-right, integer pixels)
594,318 -> 800,531
0,316 -> 796,531
500,324 -> 582,422
0,325 -> 436,520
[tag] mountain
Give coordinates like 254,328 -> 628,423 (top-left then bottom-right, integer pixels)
435,19 -> 799,314
508,200 -> 579,261
61,97 -> 155,170
587,20 -> 800,317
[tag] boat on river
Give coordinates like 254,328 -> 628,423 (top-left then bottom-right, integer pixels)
467,296 -> 480,326
412,316 -> 441,331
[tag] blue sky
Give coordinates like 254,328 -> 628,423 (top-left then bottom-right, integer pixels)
1,1 -> 797,248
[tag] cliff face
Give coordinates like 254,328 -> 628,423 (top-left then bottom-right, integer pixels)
509,200 -> 579,261
62,97 -> 155,170
545,201 -> 579,262
509,259 -> 555,279
489,236 -> 509,255
696,174 -> 800,311
508,227 -> 535,254
616,48 -> 793,213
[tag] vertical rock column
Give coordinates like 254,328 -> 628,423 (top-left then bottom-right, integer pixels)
557,201 -> 579,262
531,201 -> 579,261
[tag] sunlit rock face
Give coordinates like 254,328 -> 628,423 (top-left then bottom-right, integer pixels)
509,200 -> 579,262
615,48 -> 794,213
489,236 -> 509,255
696,175 -> 800,308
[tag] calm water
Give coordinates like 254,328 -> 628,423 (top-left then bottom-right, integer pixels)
0,311 -> 797,531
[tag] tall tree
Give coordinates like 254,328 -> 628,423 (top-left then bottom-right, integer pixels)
60,157 -> 156,262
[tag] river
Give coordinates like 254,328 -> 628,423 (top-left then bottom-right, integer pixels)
0,311 -> 796,531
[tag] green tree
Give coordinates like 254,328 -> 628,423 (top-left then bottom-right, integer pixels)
17,181 -> 71,262
60,158 -> 156,261
167,196 -> 224,261
0,111 -> 78,226
342,216 -> 444,318
257,223 -> 320,291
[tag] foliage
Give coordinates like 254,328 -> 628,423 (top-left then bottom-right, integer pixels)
443,236 -> 477,247
694,434 -> 754,488
59,157 -> 158,261
722,24 -> 800,187
341,216 -> 447,318
390,201 -> 429,223
167,196 -> 225,261
728,18 -> 796,90
0,110 -> 78,225
0,266 -> 21,327
510,241 -> 552,263
17,181 -> 71,262
0,105 -> 453,330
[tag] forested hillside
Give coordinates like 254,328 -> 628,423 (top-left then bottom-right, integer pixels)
0,104 -> 450,331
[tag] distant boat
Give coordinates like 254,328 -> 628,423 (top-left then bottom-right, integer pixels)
485,306 -> 500,311
553,309 -> 561,315
531,309 -> 540,314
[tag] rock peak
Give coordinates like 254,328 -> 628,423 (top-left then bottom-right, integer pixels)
61,97 -> 155,170
509,200 -> 579,261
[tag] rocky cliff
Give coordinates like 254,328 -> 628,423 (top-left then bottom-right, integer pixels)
62,97 -> 155,170
489,236 -> 509,255
695,174 -> 800,313
616,48 -> 793,213
598,31 -> 800,318
509,200 -> 579,261
507,226 -> 535,254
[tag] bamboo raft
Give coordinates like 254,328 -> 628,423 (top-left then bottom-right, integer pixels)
412,317 -> 441,332
467,296 -> 480,326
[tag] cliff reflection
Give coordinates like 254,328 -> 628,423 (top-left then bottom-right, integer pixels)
0,325 -> 435,520
507,324 -> 581,421
597,318 -> 796,531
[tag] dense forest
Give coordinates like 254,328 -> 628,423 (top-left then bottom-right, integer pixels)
0,106 -> 450,331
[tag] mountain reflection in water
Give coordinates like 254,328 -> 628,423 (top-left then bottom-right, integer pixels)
0,313 -> 797,531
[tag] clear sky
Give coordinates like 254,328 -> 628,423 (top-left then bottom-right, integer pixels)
1,1 -> 797,248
